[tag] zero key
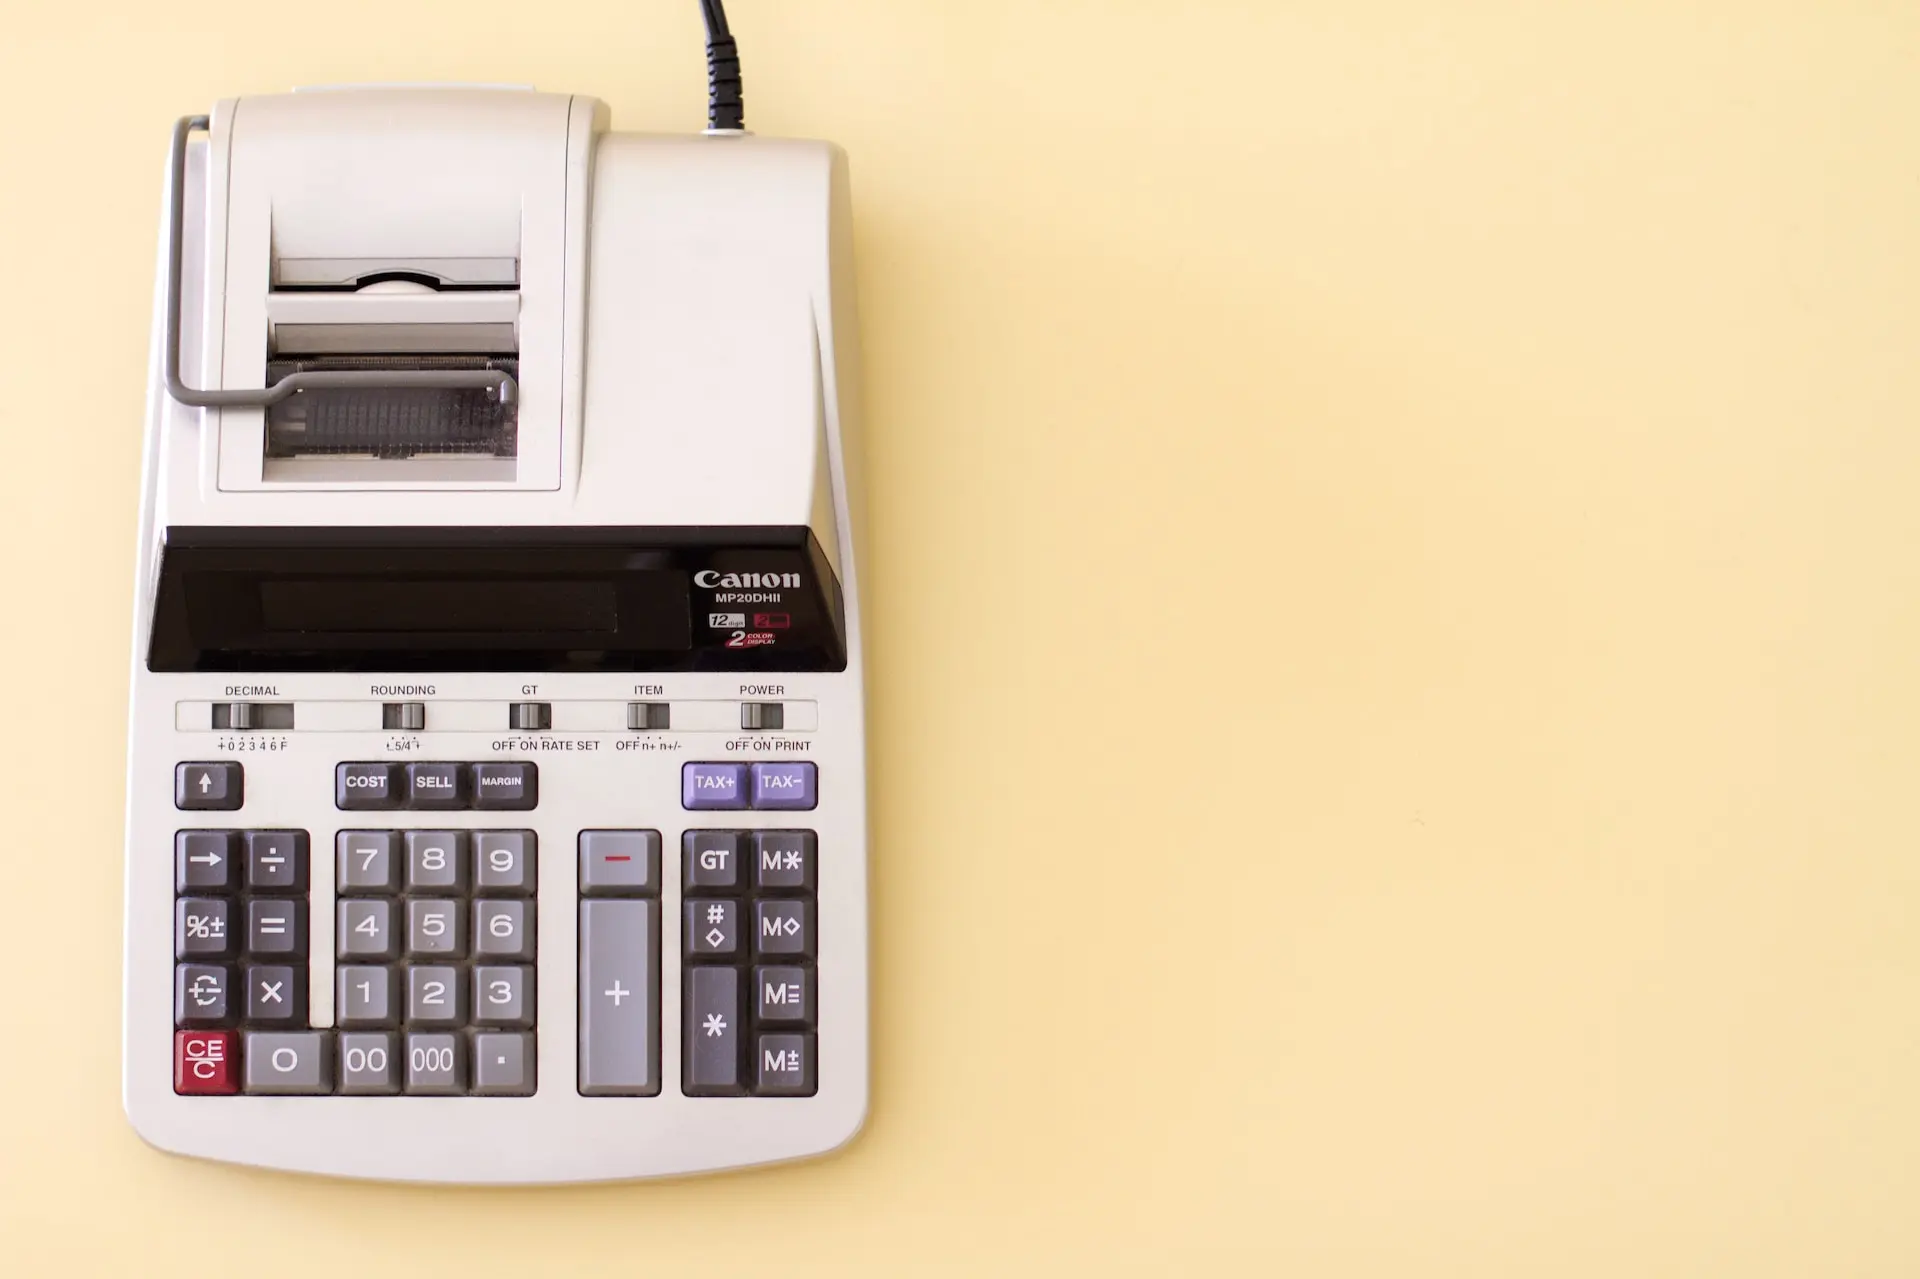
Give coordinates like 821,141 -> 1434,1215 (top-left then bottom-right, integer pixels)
176,762 -> 243,811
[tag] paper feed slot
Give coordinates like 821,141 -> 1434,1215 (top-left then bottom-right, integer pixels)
266,288 -> 519,356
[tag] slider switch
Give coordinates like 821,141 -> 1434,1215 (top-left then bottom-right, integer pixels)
740,703 -> 784,731
508,702 -> 552,731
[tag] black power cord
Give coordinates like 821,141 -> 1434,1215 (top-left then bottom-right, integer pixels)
701,0 -> 746,130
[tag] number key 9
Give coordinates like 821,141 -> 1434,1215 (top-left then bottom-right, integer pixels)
474,831 -> 537,895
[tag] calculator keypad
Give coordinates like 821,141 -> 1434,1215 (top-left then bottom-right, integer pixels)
171,805 -> 538,1096
344,829 -> 538,1095
680,827 -> 821,1097
166,756 -> 831,1108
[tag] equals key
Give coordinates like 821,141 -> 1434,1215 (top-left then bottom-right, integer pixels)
578,831 -> 661,896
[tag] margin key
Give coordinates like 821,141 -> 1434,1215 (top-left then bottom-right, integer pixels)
578,899 -> 660,1096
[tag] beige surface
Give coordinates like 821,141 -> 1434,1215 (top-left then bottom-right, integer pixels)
2,0 -> 1918,1272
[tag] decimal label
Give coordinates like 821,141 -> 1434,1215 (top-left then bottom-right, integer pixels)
218,736 -> 288,752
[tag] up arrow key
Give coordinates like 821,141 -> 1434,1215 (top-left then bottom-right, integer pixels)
176,763 -> 242,812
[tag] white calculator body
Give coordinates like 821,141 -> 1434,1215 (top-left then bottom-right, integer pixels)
119,88 -> 870,1182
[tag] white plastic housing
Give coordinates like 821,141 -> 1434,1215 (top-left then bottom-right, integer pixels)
122,88 -> 870,1182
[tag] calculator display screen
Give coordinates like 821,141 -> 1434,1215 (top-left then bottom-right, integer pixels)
259,579 -> 624,634
147,525 -> 846,673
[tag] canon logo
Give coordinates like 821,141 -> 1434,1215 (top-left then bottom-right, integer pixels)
695,570 -> 802,589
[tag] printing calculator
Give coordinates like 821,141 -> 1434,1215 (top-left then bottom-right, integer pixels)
120,68 -> 870,1182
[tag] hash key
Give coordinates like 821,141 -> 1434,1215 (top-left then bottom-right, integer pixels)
685,899 -> 741,959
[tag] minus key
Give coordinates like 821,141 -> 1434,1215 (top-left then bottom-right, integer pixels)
578,831 -> 661,896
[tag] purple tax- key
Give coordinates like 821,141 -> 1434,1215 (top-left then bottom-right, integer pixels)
749,762 -> 817,810
681,762 -> 817,811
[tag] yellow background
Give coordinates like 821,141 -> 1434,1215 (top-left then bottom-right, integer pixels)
2,1 -> 1917,1273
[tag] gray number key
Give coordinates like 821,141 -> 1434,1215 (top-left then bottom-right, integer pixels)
242,1031 -> 332,1094
404,1031 -> 466,1095
175,897 -> 234,959
246,898 -> 308,958
406,964 -> 465,1027
337,831 -> 400,894
175,831 -> 239,894
338,1031 -> 400,1095
683,965 -> 743,1096
406,899 -> 466,958
405,830 -> 470,893
474,899 -> 533,960
472,1031 -> 535,1096
337,964 -> 397,1028
753,899 -> 813,959
174,962 -> 232,1026
578,830 -> 661,895
337,898 -> 398,961
578,899 -> 659,1096
472,965 -> 533,1028
474,831 -> 536,894
685,898 -> 741,958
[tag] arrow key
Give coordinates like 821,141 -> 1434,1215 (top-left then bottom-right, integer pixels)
176,762 -> 242,812
175,831 -> 239,894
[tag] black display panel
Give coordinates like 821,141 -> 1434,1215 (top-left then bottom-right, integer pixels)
258,579 -> 626,634
148,526 -> 846,673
